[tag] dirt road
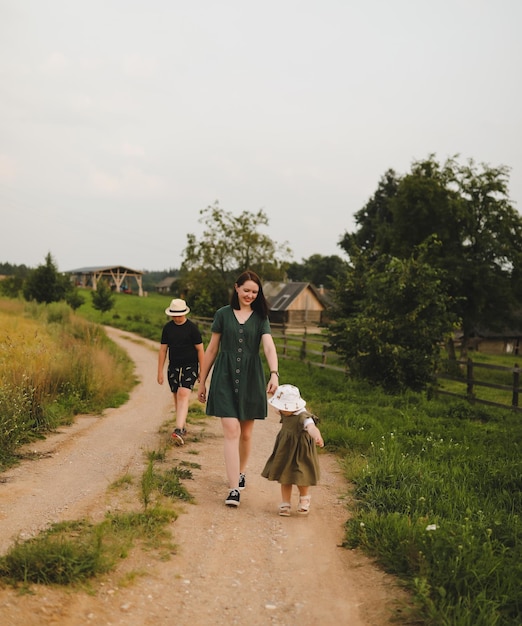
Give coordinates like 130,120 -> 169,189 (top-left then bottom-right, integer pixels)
0,327 -> 408,626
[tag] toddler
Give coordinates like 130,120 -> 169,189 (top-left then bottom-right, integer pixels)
261,384 -> 324,516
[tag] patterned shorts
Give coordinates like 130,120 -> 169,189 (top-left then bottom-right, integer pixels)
167,365 -> 198,393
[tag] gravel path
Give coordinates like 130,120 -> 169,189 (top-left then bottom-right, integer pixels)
0,327 -> 408,626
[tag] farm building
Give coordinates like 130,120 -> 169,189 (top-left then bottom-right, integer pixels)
156,276 -> 177,294
464,328 -> 522,355
67,265 -> 145,296
263,281 -> 328,326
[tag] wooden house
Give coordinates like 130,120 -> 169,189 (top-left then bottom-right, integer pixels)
156,276 -> 177,294
465,328 -> 522,355
263,281 -> 327,326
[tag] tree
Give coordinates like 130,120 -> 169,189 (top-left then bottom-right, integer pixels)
286,254 -> 349,289
91,279 -> 115,315
339,155 -> 522,355
65,288 -> 85,311
23,253 -> 72,304
180,202 -> 292,313
329,243 -> 459,391
175,266 -> 229,318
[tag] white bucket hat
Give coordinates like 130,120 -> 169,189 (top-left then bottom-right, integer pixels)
164,298 -> 190,316
269,384 -> 306,411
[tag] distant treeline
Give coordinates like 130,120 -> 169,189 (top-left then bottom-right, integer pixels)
0,262 -> 31,277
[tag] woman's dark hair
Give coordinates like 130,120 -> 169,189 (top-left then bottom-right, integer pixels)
230,270 -> 269,318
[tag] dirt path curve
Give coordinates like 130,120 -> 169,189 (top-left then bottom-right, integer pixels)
0,327 -> 408,626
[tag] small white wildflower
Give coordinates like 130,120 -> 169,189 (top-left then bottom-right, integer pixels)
360,522 -> 365,528
426,524 -> 438,532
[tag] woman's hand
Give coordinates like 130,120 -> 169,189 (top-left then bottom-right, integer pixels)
266,372 -> 279,393
198,388 -> 206,403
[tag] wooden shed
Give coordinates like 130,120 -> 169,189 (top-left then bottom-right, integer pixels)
264,281 -> 326,326
68,265 -> 145,296
156,276 -> 177,294
465,328 -> 522,355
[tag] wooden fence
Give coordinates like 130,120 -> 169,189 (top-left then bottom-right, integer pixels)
195,318 -> 346,373
436,358 -> 522,412
195,317 -> 522,412
270,323 -> 347,373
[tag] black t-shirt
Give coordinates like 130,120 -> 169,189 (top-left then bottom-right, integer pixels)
161,319 -> 203,368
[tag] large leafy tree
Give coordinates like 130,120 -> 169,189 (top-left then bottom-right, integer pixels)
179,202 -> 292,314
329,241 -> 458,391
339,155 -> 522,356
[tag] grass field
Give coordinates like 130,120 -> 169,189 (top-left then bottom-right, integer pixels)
76,290 -> 180,341
1,292 -> 521,624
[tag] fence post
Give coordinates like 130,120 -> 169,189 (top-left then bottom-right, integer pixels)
281,322 -> 288,358
512,364 -> 520,409
300,326 -> 307,360
466,358 -> 475,403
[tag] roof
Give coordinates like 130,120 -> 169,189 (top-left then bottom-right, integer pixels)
156,277 -> 177,288
264,281 -> 324,312
472,327 -> 522,339
66,265 -> 144,275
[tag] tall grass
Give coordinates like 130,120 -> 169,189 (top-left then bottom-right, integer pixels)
0,299 -> 135,467
280,360 -> 522,625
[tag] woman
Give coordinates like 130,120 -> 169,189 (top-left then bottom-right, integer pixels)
198,270 -> 279,507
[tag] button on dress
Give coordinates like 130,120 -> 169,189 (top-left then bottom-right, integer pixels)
206,305 -> 272,420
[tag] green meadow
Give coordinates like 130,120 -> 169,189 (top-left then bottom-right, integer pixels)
76,290 -> 189,341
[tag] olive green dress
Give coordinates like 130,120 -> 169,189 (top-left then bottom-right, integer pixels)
261,410 -> 321,486
206,305 -> 271,420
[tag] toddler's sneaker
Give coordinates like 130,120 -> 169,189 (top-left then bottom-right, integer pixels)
171,428 -> 185,445
225,489 -> 240,507
239,473 -> 246,490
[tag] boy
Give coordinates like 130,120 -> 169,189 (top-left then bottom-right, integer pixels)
157,298 -> 204,444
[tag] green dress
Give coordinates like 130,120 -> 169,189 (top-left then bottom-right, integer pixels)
206,305 -> 271,420
261,410 -> 321,486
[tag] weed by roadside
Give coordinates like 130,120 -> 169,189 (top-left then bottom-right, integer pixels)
0,445 -> 196,589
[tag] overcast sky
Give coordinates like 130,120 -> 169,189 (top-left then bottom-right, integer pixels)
1,0 -> 521,273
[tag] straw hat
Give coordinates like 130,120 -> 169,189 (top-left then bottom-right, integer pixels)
164,298 -> 190,316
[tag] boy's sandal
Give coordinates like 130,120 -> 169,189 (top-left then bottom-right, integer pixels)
278,502 -> 291,517
297,495 -> 311,515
